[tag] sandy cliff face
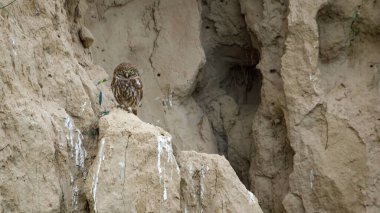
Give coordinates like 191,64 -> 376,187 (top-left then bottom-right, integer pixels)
281,1 -> 380,212
84,0 -> 218,154
0,0 -> 109,212
1,0 -> 379,212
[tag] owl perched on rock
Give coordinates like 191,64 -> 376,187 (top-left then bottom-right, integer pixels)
111,63 -> 143,115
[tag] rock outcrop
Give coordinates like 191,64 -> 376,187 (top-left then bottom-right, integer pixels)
84,109 -> 263,213
179,151 -> 262,213
85,109 -> 181,212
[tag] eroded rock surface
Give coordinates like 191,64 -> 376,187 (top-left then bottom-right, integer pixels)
84,0 -> 217,155
0,0 -> 111,212
84,110 -> 263,213
179,151 -> 263,213
85,109 -> 181,212
281,0 -> 380,212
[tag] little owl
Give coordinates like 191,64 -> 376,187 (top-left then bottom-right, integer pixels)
111,63 -> 143,115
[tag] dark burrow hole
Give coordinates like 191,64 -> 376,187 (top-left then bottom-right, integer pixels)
193,44 -> 262,187
220,59 -> 262,105
193,0 -> 265,189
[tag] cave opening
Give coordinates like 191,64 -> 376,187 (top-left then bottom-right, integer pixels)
220,49 -> 262,107
193,43 -> 262,187
193,0 -> 262,187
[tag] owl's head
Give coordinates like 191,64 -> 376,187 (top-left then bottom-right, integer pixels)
114,63 -> 140,79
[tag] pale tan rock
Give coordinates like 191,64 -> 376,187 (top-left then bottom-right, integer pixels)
79,26 -> 95,48
84,109 -> 263,213
281,0 -> 380,212
282,193 -> 305,213
240,0 -> 301,212
0,1 -> 110,212
84,109 -> 181,212
179,151 -> 263,213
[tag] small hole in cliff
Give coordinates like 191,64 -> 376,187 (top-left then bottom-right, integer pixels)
157,73 -> 161,77
222,64 -> 262,104
48,74 -> 52,78
205,26 -> 210,29
370,64 -> 374,68
270,69 -> 277,74
317,5 -> 347,63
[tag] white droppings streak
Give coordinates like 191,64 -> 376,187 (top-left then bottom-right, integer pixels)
75,130 -> 86,168
66,116 -> 87,168
200,165 -> 208,199
157,134 -> 178,177
310,169 -> 315,189
92,138 -> 106,212
156,134 -> 180,202
163,183 -> 168,201
247,191 -> 256,205
119,161 -> 125,181
188,164 -> 193,175
168,95 -> 173,108
65,116 -> 74,152
10,37 -> 17,56
72,185 -> 80,209
80,102 -> 87,114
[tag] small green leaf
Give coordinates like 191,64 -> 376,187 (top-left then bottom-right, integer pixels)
352,10 -> 359,20
100,110 -> 110,116
96,78 -> 108,85
98,91 -> 103,106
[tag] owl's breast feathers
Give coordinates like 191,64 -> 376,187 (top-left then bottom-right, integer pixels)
112,75 -> 143,105
131,77 -> 143,89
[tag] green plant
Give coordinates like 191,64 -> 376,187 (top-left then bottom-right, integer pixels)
349,6 -> 361,45
87,78 -> 110,139
96,78 -> 110,117
348,0 -> 371,44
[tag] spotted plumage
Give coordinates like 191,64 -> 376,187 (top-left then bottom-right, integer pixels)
111,63 -> 143,115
